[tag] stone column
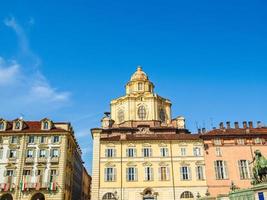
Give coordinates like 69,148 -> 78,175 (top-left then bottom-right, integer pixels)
91,129 -> 102,200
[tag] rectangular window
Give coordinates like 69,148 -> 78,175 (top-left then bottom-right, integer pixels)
11,136 -> 18,144
239,160 -> 250,179
40,136 -> 46,144
159,167 -> 169,181
181,148 -> 186,156
9,150 -> 16,158
214,138 -> 222,145
39,149 -> 46,158
180,166 -> 191,180
51,149 -> 59,157
196,166 -> 204,180
127,167 -> 137,181
104,167 -> 116,182
214,160 -> 228,180
105,148 -> 116,158
126,148 -> 136,157
193,147 -> 201,156
26,149 -> 34,158
23,170 -> 31,176
6,170 -> 14,176
28,136 -> 35,144
254,138 -> 262,144
215,147 -> 222,157
143,148 -> 152,157
138,83 -> 143,90
144,167 -> 153,181
160,148 -> 169,157
52,136 -> 60,143
237,138 -> 245,145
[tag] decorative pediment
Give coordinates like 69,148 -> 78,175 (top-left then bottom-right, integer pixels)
127,162 -> 137,167
158,143 -> 167,147
105,162 -> 116,167
5,163 -> 17,169
127,143 -> 136,147
195,161 -> 205,166
106,143 -> 115,147
159,162 -> 169,167
143,162 -> 152,166
142,143 -> 151,147
137,127 -> 151,135
179,161 -> 190,166
178,142 -> 188,146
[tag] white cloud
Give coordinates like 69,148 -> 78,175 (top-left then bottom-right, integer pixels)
0,17 -> 70,111
0,58 -> 20,85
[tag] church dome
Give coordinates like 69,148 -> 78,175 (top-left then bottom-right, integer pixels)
130,66 -> 148,81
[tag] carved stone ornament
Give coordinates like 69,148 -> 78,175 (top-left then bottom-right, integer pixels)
137,127 -> 151,134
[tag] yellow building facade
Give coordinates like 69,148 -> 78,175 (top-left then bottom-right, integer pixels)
91,67 -> 207,200
0,118 -> 85,200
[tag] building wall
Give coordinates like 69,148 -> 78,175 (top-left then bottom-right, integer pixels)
97,140 -> 207,200
204,136 -> 267,197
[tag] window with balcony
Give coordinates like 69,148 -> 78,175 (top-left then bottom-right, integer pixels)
143,148 -> 152,157
160,148 -> 168,157
39,149 -> 46,158
104,167 -> 116,182
51,149 -> 59,158
180,166 -> 191,180
6,170 -> 14,176
26,149 -> 34,158
126,167 -> 137,181
50,169 -> 57,182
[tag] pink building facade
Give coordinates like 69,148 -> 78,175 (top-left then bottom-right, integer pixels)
201,121 -> 267,198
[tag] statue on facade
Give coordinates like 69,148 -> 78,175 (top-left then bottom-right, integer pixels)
250,150 -> 267,185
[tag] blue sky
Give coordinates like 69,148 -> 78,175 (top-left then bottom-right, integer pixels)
0,0 -> 266,172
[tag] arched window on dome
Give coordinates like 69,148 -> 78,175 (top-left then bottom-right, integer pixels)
117,109 -> 124,123
138,106 -> 147,120
159,109 -> 165,122
138,82 -> 143,91
180,191 -> 194,199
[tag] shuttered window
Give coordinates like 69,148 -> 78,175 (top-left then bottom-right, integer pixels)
144,167 -> 153,181
126,167 -> 137,181
180,166 -> 191,180
238,160 -> 250,179
214,160 -> 228,179
104,168 -> 116,182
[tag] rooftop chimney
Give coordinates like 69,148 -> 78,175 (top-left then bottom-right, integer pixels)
243,121 -> 248,129
248,121 -> 253,128
219,122 -> 224,129
234,122 -> 239,129
226,121 -> 231,129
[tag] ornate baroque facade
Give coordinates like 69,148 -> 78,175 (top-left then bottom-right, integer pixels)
91,67 -> 207,200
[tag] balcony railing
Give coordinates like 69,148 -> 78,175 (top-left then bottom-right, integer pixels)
50,157 -> 59,163
20,182 -> 57,191
25,157 -> 34,164
37,157 -> 47,163
0,182 -> 16,192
